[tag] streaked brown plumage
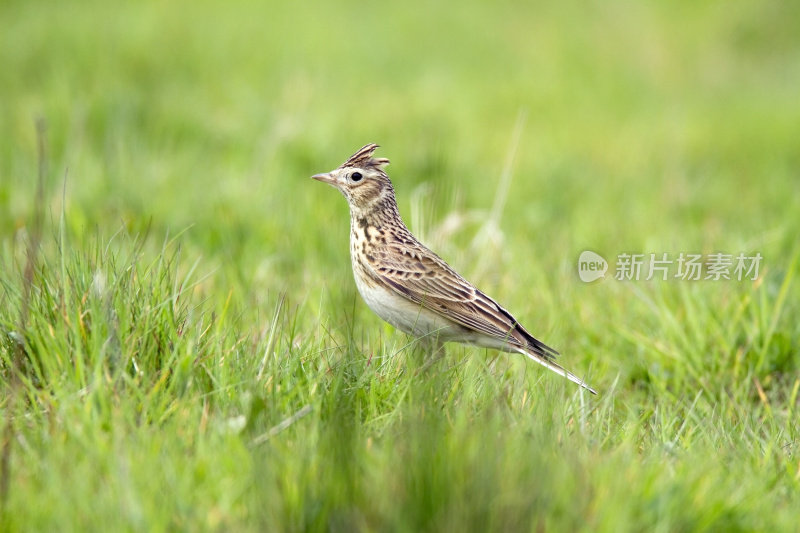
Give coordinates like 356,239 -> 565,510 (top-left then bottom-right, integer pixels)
313,143 -> 596,394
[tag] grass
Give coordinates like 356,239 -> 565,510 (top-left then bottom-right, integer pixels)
1,0 -> 799,531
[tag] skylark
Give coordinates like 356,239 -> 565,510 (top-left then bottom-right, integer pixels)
312,144 -> 597,395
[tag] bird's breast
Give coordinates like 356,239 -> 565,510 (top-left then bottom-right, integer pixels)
349,240 -> 460,339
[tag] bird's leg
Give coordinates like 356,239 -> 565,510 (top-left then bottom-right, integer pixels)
415,336 -> 446,375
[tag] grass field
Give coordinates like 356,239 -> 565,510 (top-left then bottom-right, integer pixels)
2,0 -> 799,531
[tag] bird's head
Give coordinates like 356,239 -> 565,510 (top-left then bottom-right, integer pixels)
312,143 -> 394,213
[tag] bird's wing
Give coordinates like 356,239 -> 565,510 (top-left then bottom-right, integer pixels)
364,241 -> 559,360
364,240 -> 598,395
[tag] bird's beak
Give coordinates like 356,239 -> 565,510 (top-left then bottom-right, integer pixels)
311,172 -> 337,185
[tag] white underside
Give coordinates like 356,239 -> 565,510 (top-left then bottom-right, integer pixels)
353,269 -> 523,349
353,271 -> 462,340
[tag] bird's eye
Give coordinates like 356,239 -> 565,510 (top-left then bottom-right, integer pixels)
351,172 -> 363,182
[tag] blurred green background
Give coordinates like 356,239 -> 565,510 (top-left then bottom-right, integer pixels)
4,0 -> 798,254
1,0 -> 799,531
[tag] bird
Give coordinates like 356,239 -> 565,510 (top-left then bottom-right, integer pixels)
312,143 -> 597,395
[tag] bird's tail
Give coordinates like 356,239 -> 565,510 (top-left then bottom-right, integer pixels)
515,347 -> 598,395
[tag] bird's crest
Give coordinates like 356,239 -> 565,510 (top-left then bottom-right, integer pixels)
340,143 -> 390,170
